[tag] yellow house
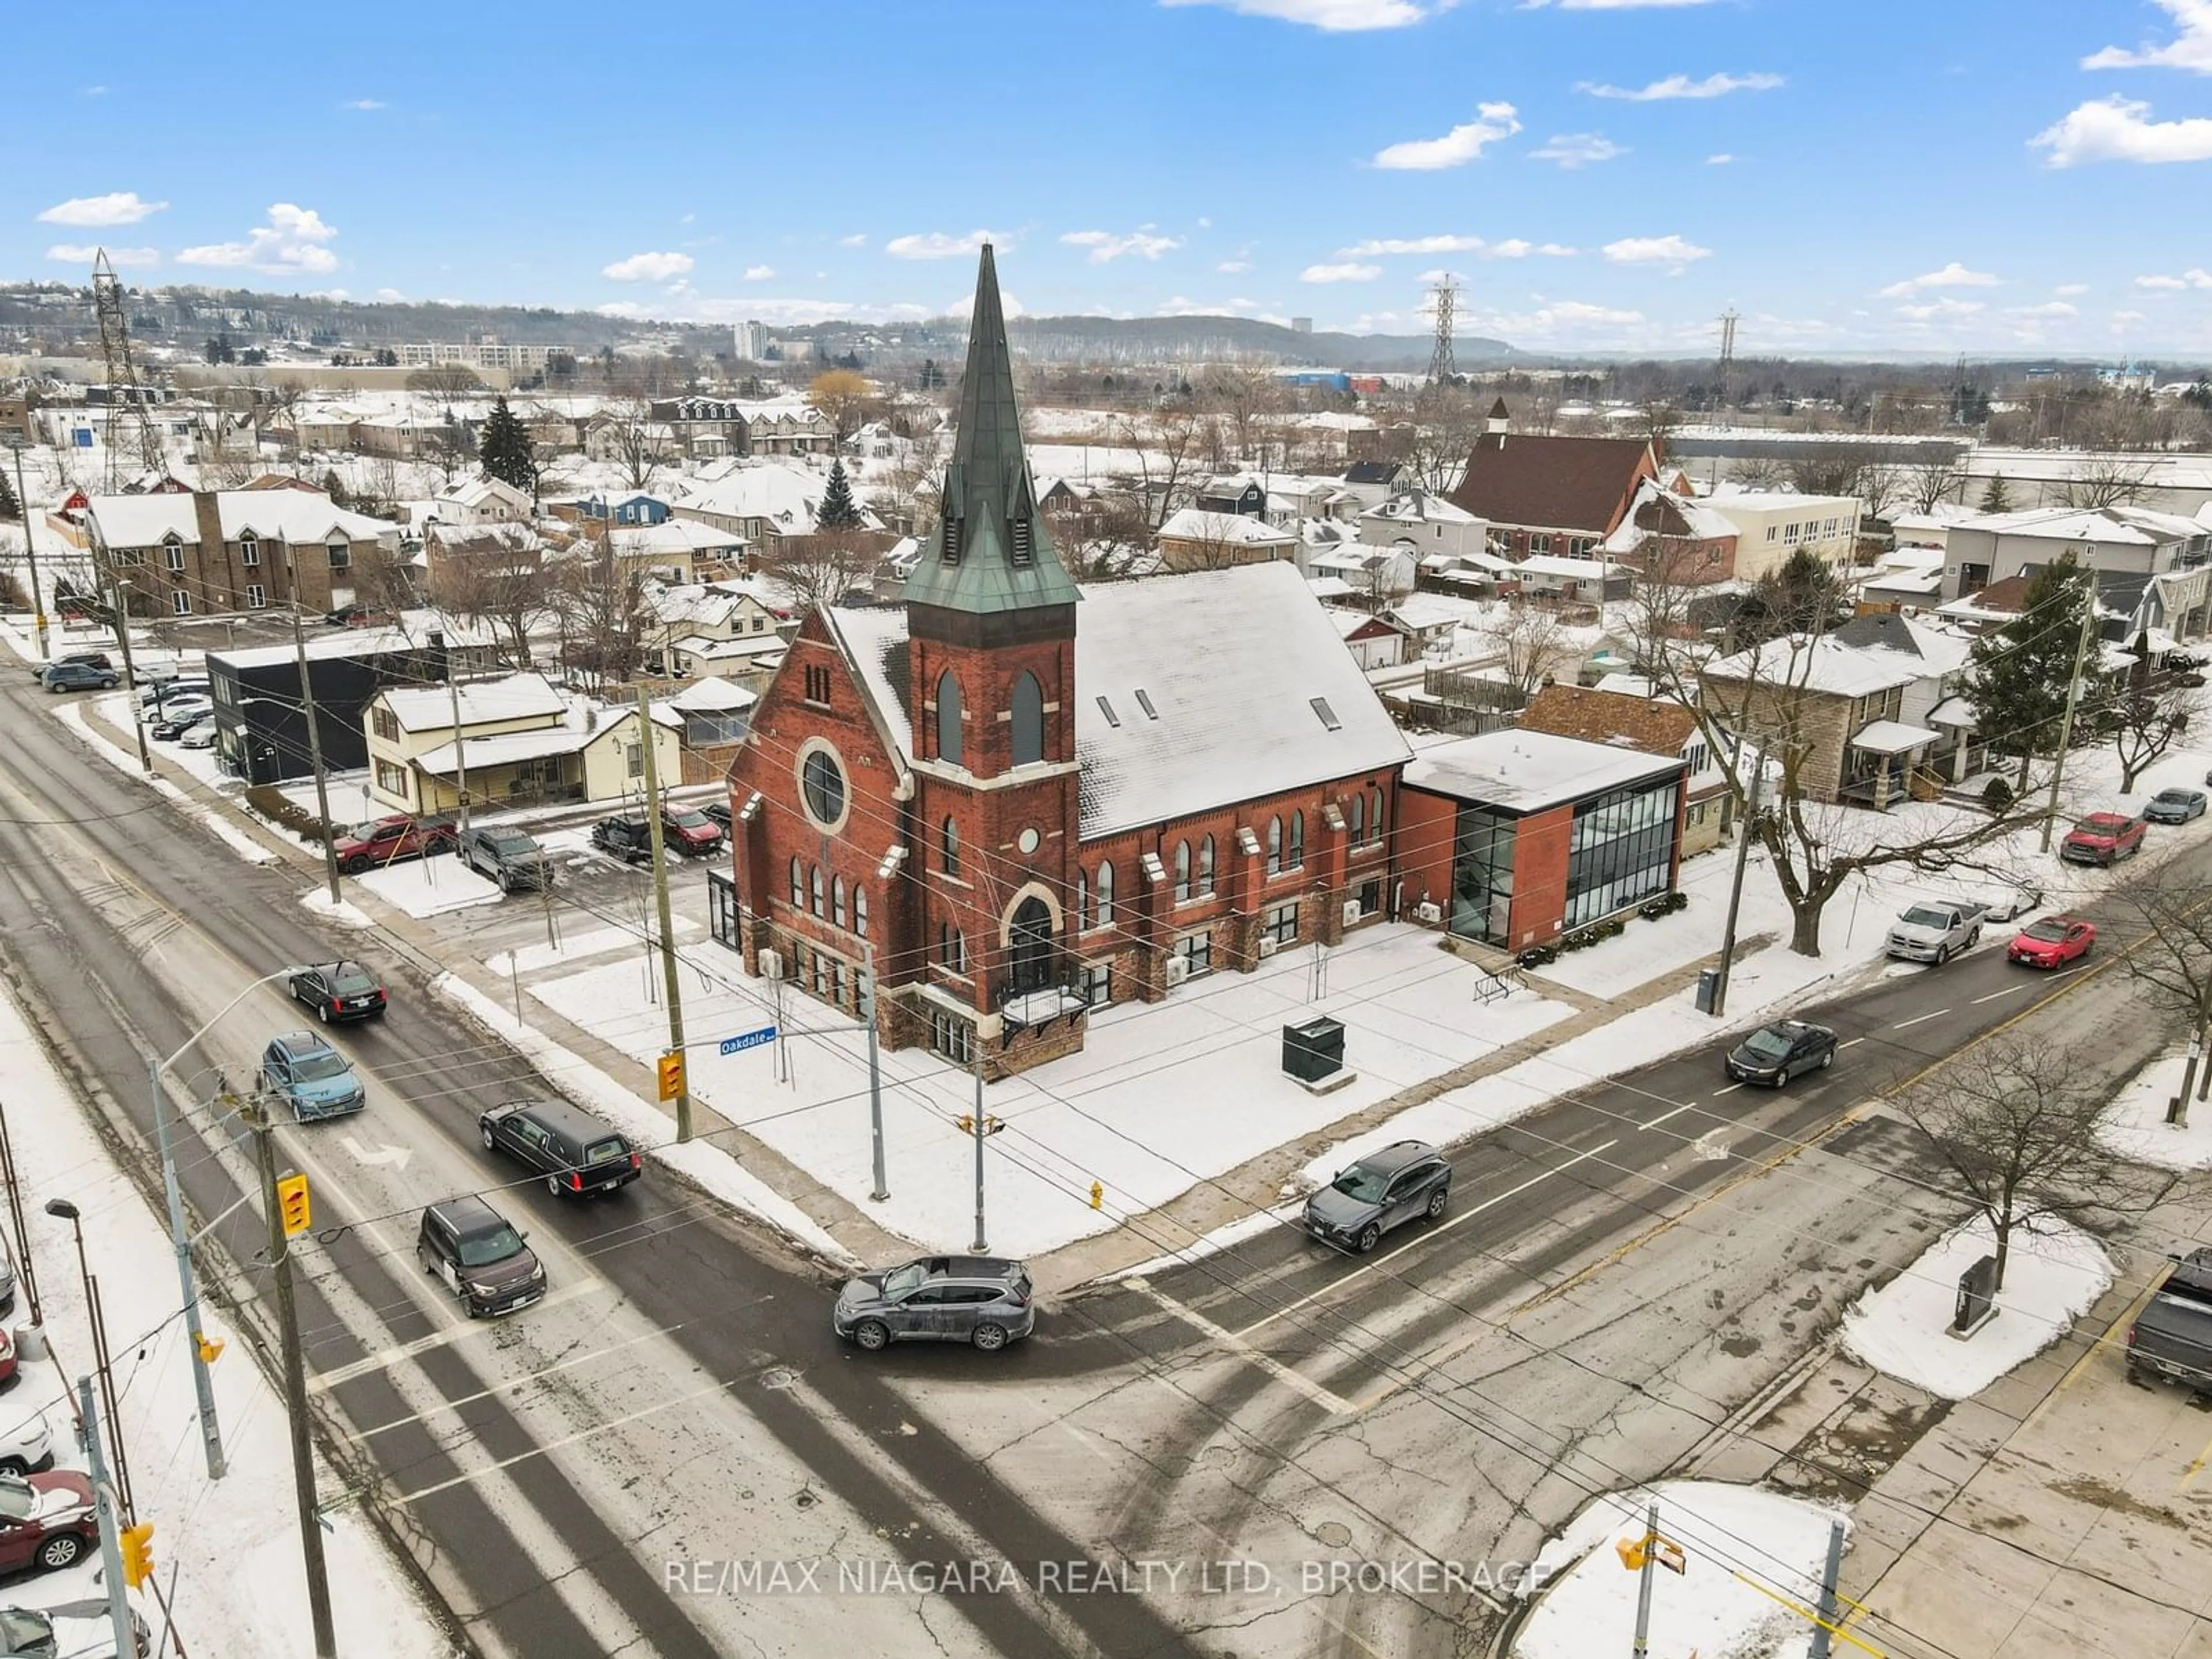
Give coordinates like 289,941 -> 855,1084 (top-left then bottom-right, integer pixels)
363,671 -> 682,813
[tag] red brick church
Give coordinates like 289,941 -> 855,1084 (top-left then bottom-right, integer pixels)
722,247 -> 1412,1078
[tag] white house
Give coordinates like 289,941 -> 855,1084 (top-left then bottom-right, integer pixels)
1699,486 -> 1863,582
1358,489 -> 1490,563
429,475 -> 533,528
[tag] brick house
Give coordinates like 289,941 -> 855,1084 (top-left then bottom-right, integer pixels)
1517,682 -> 1730,856
719,246 -> 1410,1079
82,488 -> 401,619
1699,632 -> 1930,807
1598,477 -> 1740,584
1447,400 -> 1658,560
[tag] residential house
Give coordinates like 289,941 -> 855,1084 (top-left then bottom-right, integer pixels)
1699,631 -> 1933,808
1699,487 -> 1863,582
609,518 -> 750,584
1887,501 -> 1982,551
1339,459 -> 1412,511
1331,608 -> 1404,671
1826,611 -> 1982,787
1154,507 -> 1301,571
1303,541 -> 1416,603
1447,400 -> 1659,559
1359,489 -> 1489,563
639,579 -> 793,687
1194,475 -> 1267,517
429,475 -> 533,528
82,488 -> 402,619
1855,548 -> 1949,612
1599,478 -> 1740,583
1937,505 -> 2211,640
1381,592 -> 1487,658
1520,682 -> 1731,856
363,670 -> 680,813
573,492 -> 673,527
671,460 -> 870,549
661,676 -> 757,786
421,522 -> 544,593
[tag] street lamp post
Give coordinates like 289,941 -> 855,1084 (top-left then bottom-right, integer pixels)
43,1199 -> 131,1517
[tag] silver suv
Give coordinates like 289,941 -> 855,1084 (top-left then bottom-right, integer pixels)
833,1256 -> 1036,1353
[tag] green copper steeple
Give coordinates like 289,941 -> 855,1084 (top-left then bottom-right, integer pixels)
901,244 -> 1082,616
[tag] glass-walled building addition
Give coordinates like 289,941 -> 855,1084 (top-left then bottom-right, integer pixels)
1450,804 -> 1517,945
1564,775 -> 1681,930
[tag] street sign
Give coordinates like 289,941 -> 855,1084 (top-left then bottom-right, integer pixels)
719,1027 -> 778,1056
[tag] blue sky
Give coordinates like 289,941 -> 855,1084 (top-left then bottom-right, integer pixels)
10,0 -> 2212,358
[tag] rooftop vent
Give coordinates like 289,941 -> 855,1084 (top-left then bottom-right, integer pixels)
1134,689 -> 1159,721
1096,695 -> 1120,728
1009,517 -> 1034,568
1310,696 -> 1342,732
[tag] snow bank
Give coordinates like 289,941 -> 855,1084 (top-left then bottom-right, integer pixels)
298,888 -> 377,929
197,809 -> 281,865
2098,1051 -> 2212,1171
350,858 -> 502,919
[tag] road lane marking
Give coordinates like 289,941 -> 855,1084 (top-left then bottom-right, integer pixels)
1891,1008 -> 1951,1029
1643,1104 -> 1698,1131
1839,1037 -> 1868,1048
309,1279 -> 600,1393
346,1323 -> 687,1435
1133,1279 -> 1354,1415
1714,1082 -> 1745,1096
1229,1139 -> 1623,1340
1972,985 -> 2029,1004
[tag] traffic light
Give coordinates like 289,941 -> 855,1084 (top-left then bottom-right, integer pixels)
276,1173 -> 311,1237
120,1522 -> 154,1589
656,1052 -> 686,1101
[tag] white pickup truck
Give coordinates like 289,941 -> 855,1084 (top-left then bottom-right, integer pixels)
1885,900 -> 1988,964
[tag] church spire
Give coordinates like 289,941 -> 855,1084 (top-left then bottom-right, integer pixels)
900,244 -> 1081,617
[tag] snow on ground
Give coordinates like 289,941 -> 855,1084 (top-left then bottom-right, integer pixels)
298,889 -> 376,929
0,975 -> 456,1657
1513,1480 -> 1848,1659
50,700 -> 150,779
349,857 -> 502,919
1840,1216 -> 2113,1400
529,922 -> 1575,1257
484,920 -> 699,978
2100,1051 -> 2212,1170
195,809 -> 279,866
431,973 -> 858,1268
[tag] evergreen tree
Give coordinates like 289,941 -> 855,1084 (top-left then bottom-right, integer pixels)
478,396 -> 537,496
816,459 -> 863,531
1967,552 -> 2093,783
1980,474 -> 2012,513
320,469 -> 351,509
1729,545 -> 1843,647
0,465 -> 18,522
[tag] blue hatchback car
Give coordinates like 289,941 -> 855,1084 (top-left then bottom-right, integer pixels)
258,1032 -> 366,1121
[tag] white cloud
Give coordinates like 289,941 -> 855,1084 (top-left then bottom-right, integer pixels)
743,264 -> 775,281
176,203 -> 339,275
1159,0 -> 1449,29
81,85 -> 107,96
1895,298 -> 1984,321
2113,309 -> 2149,325
1339,233 -> 1486,255
1061,229 -> 1183,262
37,191 -> 168,227
374,287 -> 407,302
838,233 -> 868,248
46,244 -> 155,267
2137,268 -> 2212,290
1578,71 -> 1783,100
1462,298 -> 1649,344
2032,96 -> 2212,166
2056,282 -> 2092,296
1529,132 -> 1626,168
1601,234 -> 1711,269
2084,0 -> 2212,73
1484,239 -> 1578,257
885,229 -> 1005,259
1372,103 -> 1521,169
1301,262 -> 1383,282
1876,262 -> 2001,297
1523,0 -> 1721,8
600,250 -> 694,282
1217,258 -> 1254,272
2006,301 -> 2080,318
1706,153 -> 1735,165
343,98 -> 386,111
1197,216 -> 1213,228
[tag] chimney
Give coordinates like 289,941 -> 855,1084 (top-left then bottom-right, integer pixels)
190,490 -> 225,602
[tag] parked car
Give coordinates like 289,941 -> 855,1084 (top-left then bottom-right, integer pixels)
332,813 -> 456,874
2007,915 -> 2096,969
0,1327 -> 14,1391
1723,1020 -> 1838,1086
0,1601 -> 153,1657
0,1471 -> 97,1575
2127,1249 -> 2212,1394
174,715 -> 219,750
2061,810 -> 2146,865
459,826 -> 551,893
1884,900 -> 1986,965
25,651 -> 111,681
148,698 -> 214,740
1303,1139 -> 1453,1254
832,1255 -> 1036,1352
661,806 -> 725,857
0,1247 -> 14,1321
136,676 -> 207,707
2145,787 -> 2209,824
0,1404 -> 51,1479
702,801 -> 733,835
39,662 -> 118,694
416,1196 -> 546,1318
478,1099 -> 641,1197
286,961 -> 388,1023
590,815 -> 654,864
256,1031 -> 366,1121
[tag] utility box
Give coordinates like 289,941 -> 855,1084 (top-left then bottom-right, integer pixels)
1283,1016 -> 1346,1083
1695,968 -> 1721,1015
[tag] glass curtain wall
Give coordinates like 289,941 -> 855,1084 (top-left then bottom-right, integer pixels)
1449,805 -> 1517,945
1564,777 -> 1680,929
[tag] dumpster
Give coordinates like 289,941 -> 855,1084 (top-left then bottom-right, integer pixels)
1283,1016 -> 1346,1082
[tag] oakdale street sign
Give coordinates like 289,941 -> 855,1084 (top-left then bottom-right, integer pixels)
720,1027 -> 778,1056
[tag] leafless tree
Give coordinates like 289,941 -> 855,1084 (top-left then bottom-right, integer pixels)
2119,868 -> 2212,1118
1404,385 -> 1486,494
806,370 -> 875,444
425,528 -> 551,666
760,529 -> 881,614
864,429 -> 942,534
1050,500 -> 1148,583
421,421 -> 474,486
596,396 -> 673,493
1904,458 -> 1967,515
1731,454 -> 1790,493
343,539 -> 420,619
1199,361 -> 1285,465
1108,407 -> 1204,531
1856,463 -> 1906,523
405,365 -> 483,396
2102,664 -> 2198,791
548,534 -> 641,692
1480,600 -> 1577,698
2059,455 -> 2157,510
1894,1034 -> 2172,1291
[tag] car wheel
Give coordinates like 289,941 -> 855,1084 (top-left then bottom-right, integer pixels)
1425,1187 -> 1449,1221
1967,928 -> 1982,948
1934,945 -> 1951,966
315,1002 -> 331,1024
853,1320 -> 890,1351
0,1456 -> 25,1477
547,1173 -> 566,1198
479,1123 -> 497,1151
1774,1066 -> 1793,1088
418,1243 -> 435,1274
37,1535 -> 83,1570
1820,1050 -> 1834,1069
340,854 -> 369,875
1355,1223 -> 1381,1253
971,1322 -> 1009,1352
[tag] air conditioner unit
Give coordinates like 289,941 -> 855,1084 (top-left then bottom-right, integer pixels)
1342,900 -> 1362,927
759,949 -> 782,979
1164,957 -> 1190,988
1415,902 -> 1442,925
1257,937 -> 1281,959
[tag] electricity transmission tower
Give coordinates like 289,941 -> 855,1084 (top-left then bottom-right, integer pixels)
1717,307 -> 1740,411
1426,276 -> 1460,385
93,249 -> 164,492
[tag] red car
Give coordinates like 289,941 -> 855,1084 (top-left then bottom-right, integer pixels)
2008,916 -> 2096,968
333,814 -> 457,875
2061,811 -> 2146,866
660,806 -> 725,858
0,1471 -> 97,1574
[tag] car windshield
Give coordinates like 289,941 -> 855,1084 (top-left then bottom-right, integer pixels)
583,1138 -> 627,1165
2073,818 -> 2115,834
290,1050 -> 352,1082
458,1226 -> 525,1268
489,834 -> 537,855
669,810 -> 712,829
349,821 -> 392,841
0,1475 -> 34,1521
2158,790 -> 2191,804
2023,920 -> 2070,942
881,1262 -> 928,1298
331,967 -> 378,995
1899,907 -> 1952,929
1331,1164 -> 1392,1203
1743,1028 -> 1795,1061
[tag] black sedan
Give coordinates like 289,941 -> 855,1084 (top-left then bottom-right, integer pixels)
2145,787 -> 2209,824
287,961 -> 388,1023
1724,1020 -> 1838,1087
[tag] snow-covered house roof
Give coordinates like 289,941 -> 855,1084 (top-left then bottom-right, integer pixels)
613,518 -> 749,559
85,491 -> 399,548
1600,478 -> 1739,556
1361,488 -> 1481,529
1385,593 -> 1487,634
824,562 -> 1412,841
1404,728 -> 1684,814
667,676 -> 759,713
1156,507 -> 1299,547
432,475 -> 532,514
378,671 -> 566,733
1702,633 -> 1927,699
672,460 -> 877,533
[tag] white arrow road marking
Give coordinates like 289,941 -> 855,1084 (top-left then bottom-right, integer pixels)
338,1135 -> 412,1169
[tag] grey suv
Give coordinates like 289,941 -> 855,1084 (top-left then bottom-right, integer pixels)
1305,1139 -> 1452,1253
416,1196 -> 546,1318
833,1256 -> 1036,1352
460,825 -> 551,892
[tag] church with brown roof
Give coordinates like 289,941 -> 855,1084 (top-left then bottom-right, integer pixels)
1447,400 -> 1660,559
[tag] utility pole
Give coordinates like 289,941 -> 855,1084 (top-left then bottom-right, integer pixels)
286,544 -> 344,905
245,1097 -> 339,1659
447,674 -> 472,838
107,578 -> 154,774
971,1054 -> 989,1254
151,1063 -> 225,1479
1807,1516 -> 1846,1659
78,1376 -> 136,1659
2039,558 -> 2101,854
6,441 -> 49,662
1710,743 -> 1763,1020
0,1099 -> 39,1324
634,685 -> 691,1142
862,943 -> 888,1202
1630,1499 -> 1660,1659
